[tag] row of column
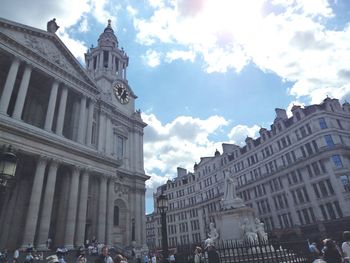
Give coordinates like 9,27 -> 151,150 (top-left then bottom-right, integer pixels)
21,156 -> 115,248
88,51 -> 127,79
0,57 -> 95,146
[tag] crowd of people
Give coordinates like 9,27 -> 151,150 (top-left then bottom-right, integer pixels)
309,231 -> 350,263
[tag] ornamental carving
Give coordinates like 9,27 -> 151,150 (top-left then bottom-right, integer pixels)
2,27 -> 82,79
114,182 -> 129,195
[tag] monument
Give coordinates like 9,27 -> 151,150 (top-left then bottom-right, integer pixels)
216,169 -> 267,243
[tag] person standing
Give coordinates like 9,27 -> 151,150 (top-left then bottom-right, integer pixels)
95,246 -> 113,263
322,239 -> 342,263
194,247 -> 202,263
12,249 -> 19,263
342,231 -> 350,263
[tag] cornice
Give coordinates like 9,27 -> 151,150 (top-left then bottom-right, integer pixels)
0,24 -> 99,96
0,115 -> 122,173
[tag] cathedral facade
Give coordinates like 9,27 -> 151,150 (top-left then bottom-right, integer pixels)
0,17 -> 149,250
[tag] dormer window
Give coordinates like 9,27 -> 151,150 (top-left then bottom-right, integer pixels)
295,112 -> 301,120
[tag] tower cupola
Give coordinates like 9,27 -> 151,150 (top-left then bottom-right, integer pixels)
98,19 -> 118,48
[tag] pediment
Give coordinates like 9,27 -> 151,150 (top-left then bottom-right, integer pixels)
0,19 -> 96,88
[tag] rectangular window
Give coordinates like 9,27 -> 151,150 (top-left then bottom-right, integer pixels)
324,135 -> 335,148
326,203 -> 336,219
333,201 -> 343,218
313,184 -> 320,198
319,181 -> 328,197
116,136 -> 124,159
319,118 -> 327,129
336,119 -> 343,129
305,143 -> 313,155
332,155 -> 343,168
339,175 -> 350,192
320,205 -> 328,220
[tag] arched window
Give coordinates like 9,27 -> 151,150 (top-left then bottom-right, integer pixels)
113,205 -> 119,226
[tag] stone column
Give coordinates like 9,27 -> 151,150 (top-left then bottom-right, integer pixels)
75,170 -> 89,246
77,95 -> 87,144
99,52 -> 104,68
106,178 -> 114,245
56,86 -> 68,136
0,57 -> 20,114
118,61 -> 122,78
108,52 -> 112,70
44,81 -> 59,131
98,112 -> 106,152
64,167 -> 80,248
86,99 -> 95,147
37,160 -> 59,249
105,117 -> 112,155
141,189 -> 146,245
111,55 -> 115,72
136,190 -> 141,243
22,157 -> 48,247
12,64 -> 32,119
123,63 -> 127,79
97,176 -> 107,243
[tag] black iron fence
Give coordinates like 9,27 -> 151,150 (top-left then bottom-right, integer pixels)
175,239 -> 312,263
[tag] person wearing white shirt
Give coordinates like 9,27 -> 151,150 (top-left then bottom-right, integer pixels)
342,231 -> 350,263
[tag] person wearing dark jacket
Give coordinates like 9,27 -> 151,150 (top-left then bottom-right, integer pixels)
95,246 -> 113,263
322,239 -> 342,263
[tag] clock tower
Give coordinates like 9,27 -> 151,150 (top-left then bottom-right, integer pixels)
85,20 -> 135,114
84,21 -> 148,249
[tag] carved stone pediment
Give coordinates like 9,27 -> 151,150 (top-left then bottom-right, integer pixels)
0,24 -> 93,86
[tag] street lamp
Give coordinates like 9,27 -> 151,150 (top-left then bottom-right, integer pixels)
157,193 -> 168,263
0,145 -> 18,189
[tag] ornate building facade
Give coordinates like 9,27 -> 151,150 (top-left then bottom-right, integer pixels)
147,98 -> 350,248
0,18 -> 149,250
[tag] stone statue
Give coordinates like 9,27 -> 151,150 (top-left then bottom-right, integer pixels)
47,18 -> 60,33
223,170 -> 236,201
222,170 -> 245,209
255,218 -> 268,242
241,218 -> 258,243
205,223 -> 219,248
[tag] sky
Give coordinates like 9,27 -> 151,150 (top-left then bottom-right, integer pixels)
1,0 -> 350,214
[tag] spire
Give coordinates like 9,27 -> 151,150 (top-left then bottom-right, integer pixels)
98,19 -> 118,48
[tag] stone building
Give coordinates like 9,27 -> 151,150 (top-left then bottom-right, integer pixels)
148,98 -> 350,247
0,18 -> 149,250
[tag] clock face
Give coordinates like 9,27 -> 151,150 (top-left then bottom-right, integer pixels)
114,82 -> 130,104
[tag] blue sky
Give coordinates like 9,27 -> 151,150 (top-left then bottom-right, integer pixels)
1,0 -> 350,214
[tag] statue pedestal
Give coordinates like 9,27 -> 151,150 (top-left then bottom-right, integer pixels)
222,198 -> 245,209
217,206 -> 255,242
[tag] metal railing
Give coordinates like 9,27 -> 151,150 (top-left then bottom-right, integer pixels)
175,239 -> 312,263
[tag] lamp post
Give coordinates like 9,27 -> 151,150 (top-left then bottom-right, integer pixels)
0,145 -> 18,190
157,193 -> 168,263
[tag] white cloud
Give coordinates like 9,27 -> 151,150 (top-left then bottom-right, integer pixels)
0,0 -> 120,63
142,113 -> 228,192
227,124 -> 260,146
58,32 -> 88,62
79,16 -> 89,33
130,0 -> 350,103
142,50 -> 162,67
165,50 -> 196,62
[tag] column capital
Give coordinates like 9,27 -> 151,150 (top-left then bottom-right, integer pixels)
72,166 -> 82,175
38,155 -> 49,163
24,61 -> 34,69
52,79 -> 60,86
11,55 -> 21,63
90,97 -> 97,104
